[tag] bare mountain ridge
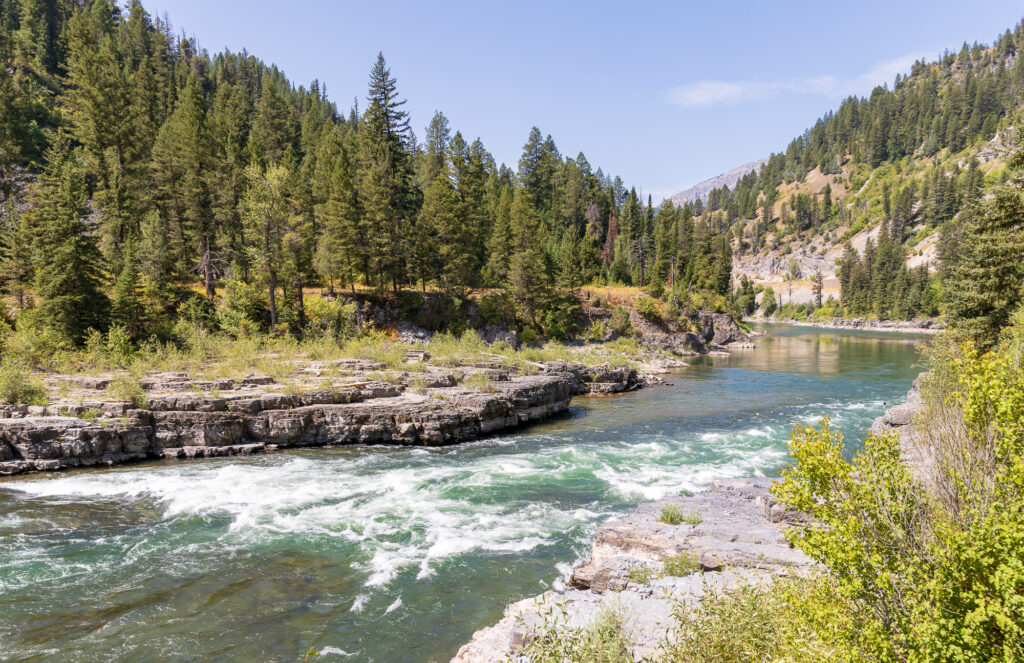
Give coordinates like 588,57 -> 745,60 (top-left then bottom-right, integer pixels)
669,157 -> 769,204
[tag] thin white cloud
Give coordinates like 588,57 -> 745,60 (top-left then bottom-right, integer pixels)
666,52 -> 932,109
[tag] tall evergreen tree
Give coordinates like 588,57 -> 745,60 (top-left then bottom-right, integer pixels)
26,138 -> 109,343
357,53 -> 417,292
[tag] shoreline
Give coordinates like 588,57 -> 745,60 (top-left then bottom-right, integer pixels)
452,477 -> 812,662
453,370 -> 930,662
760,317 -> 943,335
0,361 -> 653,477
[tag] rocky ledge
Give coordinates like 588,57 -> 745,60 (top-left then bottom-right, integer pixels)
870,371 -> 932,482
452,477 -> 812,662
0,361 -> 646,476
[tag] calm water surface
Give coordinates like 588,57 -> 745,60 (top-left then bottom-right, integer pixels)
0,324 -> 926,662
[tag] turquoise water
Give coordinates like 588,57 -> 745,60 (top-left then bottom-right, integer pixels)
0,324 -> 926,662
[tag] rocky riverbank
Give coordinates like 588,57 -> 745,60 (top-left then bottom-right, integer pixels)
770,317 -> 943,334
871,371 -> 931,482
452,477 -> 812,662
0,359 -> 650,476
453,372 -> 932,662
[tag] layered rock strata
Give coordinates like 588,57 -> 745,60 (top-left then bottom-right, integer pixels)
0,363 -> 644,476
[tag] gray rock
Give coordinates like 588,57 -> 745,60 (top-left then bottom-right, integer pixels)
0,364 -> 640,475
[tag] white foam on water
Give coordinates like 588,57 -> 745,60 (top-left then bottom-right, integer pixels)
318,646 -> 355,657
5,448 -> 625,591
350,594 -> 368,613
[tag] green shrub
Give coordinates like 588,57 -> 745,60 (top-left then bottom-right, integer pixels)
516,603 -> 631,663
305,296 -> 358,340
608,307 -> 632,337
179,293 -> 218,329
0,361 -> 48,405
518,326 -> 541,347
462,371 -> 496,393
636,295 -> 662,323
477,292 -> 516,327
2,309 -> 69,369
217,278 -> 267,337
397,290 -> 423,319
771,332 -> 1024,663
107,374 -> 148,408
659,503 -> 684,525
583,320 -> 608,342
627,564 -> 654,584
659,577 -> 844,662
662,551 -> 700,577
542,294 -> 583,340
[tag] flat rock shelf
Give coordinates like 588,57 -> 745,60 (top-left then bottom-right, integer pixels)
0,361 -> 647,476
452,477 -> 813,662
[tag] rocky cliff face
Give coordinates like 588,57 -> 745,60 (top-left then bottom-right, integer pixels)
452,477 -> 811,662
0,363 -> 645,476
670,158 -> 769,205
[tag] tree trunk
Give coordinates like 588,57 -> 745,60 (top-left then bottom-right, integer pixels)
269,268 -> 278,327
201,234 -> 215,300
294,274 -> 305,330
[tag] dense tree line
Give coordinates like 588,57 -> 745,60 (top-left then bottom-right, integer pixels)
837,223 -> 940,319
0,0 -> 734,345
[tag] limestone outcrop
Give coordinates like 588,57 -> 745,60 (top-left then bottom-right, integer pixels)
0,362 -> 644,476
452,478 -> 812,663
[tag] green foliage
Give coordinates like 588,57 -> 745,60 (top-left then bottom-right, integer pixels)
658,503 -> 694,525
541,295 -> 583,340
462,371 -> 496,392
608,307 -> 632,337
304,297 -> 358,340
946,154 -> 1024,345
583,320 -> 609,343
0,360 -> 47,405
661,551 -> 700,577
635,295 -> 662,323
107,374 -> 147,408
626,564 -> 654,585
477,292 -> 516,327
772,326 -> 1024,663
514,603 -> 631,663
518,326 -> 541,347
658,576 -> 846,663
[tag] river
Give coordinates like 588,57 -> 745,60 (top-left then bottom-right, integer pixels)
0,324 -> 926,662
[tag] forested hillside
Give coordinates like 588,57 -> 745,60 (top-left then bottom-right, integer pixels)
702,24 -> 1024,322
2,1 -> 1024,351
0,0 -> 736,348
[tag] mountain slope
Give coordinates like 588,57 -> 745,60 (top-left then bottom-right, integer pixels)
670,157 -> 768,205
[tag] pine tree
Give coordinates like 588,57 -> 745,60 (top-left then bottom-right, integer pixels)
26,138 -> 110,343
358,53 -> 417,292
111,238 -> 145,338
313,125 -> 364,292
507,188 -> 551,325
241,163 -> 291,327
946,152 -> 1024,344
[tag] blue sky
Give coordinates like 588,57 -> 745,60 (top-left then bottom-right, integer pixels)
146,0 -> 1023,200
